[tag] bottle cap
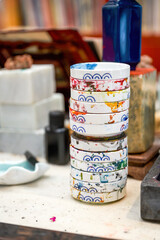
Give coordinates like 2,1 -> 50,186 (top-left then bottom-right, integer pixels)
49,111 -> 64,130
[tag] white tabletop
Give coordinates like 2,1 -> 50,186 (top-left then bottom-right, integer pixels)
0,154 -> 159,240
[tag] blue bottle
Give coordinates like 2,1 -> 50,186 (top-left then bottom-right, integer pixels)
102,0 -> 142,70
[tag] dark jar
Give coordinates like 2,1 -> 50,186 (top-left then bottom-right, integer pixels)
45,111 -> 70,165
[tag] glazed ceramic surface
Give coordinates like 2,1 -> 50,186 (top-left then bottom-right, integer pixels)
71,88 -> 130,103
71,132 -> 128,152
70,119 -> 128,137
70,98 -> 129,114
70,108 -> 129,124
70,62 -> 130,79
0,158 -> 49,185
71,185 -> 126,203
70,175 -> 127,193
70,76 -> 130,91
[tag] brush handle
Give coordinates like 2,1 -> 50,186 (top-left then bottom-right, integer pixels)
24,151 -> 38,165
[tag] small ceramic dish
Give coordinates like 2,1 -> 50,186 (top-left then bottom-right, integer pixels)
0,152 -> 49,185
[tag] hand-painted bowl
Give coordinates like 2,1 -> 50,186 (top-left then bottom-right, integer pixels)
70,62 -> 130,80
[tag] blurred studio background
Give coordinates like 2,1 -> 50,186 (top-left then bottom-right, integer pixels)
0,0 -> 160,114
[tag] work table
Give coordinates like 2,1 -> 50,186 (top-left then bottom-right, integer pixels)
0,154 -> 159,240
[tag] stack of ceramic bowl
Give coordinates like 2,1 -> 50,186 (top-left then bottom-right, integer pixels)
69,62 -> 130,204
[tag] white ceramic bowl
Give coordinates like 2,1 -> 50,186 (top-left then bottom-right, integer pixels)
70,186 -> 126,203
70,108 -> 129,124
70,119 -> 128,137
70,98 -> 129,114
70,62 -> 130,79
71,132 -> 128,152
70,76 -> 130,91
71,157 -> 128,173
70,175 -> 127,193
70,145 -> 128,162
71,167 -> 128,183
71,88 -> 130,103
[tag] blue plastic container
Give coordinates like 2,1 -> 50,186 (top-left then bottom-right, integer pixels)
102,0 -> 142,70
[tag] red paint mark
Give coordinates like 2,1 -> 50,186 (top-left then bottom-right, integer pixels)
69,108 -> 86,116
108,114 -> 115,124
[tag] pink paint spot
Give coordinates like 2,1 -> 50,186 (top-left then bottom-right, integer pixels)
50,217 -> 56,222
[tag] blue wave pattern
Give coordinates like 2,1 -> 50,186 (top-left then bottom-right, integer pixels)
78,194 -> 102,202
71,158 -> 128,173
71,114 -> 86,123
121,114 -> 128,121
83,73 -> 112,79
87,165 -> 115,173
78,95 -> 96,102
74,183 -> 98,193
72,125 -> 86,133
73,182 -> 126,193
72,113 -> 128,124
120,123 -> 128,131
83,155 -> 110,162
71,114 -> 77,122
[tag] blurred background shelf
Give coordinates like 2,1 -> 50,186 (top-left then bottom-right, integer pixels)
0,0 -> 159,36
0,0 -> 106,36
0,0 -> 160,68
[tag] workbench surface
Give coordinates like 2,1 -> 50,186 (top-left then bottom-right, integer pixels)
0,154 -> 159,240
